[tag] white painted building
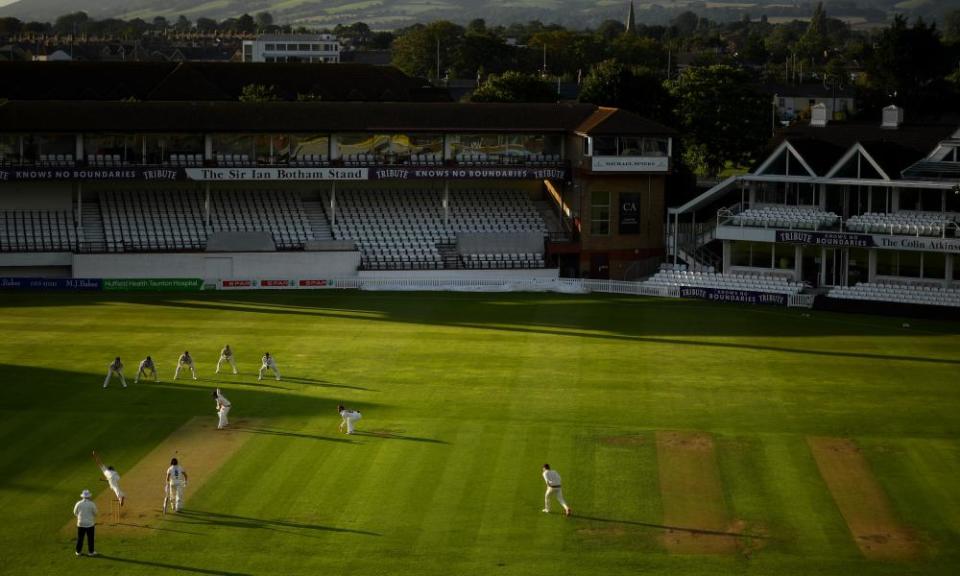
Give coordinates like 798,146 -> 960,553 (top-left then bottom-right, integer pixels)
241,34 -> 340,63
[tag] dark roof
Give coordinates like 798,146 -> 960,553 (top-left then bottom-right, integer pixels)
784,138 -> 846,176
762,82 -> 856,99
761,121 -> 957,178
575,107 -> 675,136
0,61 -> 449,102
0,101 -> 671,135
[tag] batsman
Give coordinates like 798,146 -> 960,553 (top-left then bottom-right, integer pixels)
163,457 -> 188,514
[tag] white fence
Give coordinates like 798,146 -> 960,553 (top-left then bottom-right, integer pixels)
214,277 -> 822,308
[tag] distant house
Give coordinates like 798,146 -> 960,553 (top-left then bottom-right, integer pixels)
766,83 -> 857,123
242,34 -> 340,63
32,49 -> 72,62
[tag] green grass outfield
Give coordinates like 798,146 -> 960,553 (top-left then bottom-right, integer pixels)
1,290 -> 959,576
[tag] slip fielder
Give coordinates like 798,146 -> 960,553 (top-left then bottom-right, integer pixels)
216,345 -> 238,375
174,350 -> 197,380
103,357 -> 127,388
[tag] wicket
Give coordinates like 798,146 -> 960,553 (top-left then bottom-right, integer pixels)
109,498 -> 120,524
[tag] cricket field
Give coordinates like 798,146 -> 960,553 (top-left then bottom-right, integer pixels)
0,290 -> 958,575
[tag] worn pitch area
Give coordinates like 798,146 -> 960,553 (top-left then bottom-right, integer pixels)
808,437 -> 920,560
66,416 -> 254,536
656,431 -> 741,553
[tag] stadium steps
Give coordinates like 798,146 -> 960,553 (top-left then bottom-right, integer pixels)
533,200 -> 569,241
80,200 -> 107,252
301,200 -> 334,241
436,242 -> 462,270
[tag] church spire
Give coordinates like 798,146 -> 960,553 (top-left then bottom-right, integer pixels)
626,1 -> 636,34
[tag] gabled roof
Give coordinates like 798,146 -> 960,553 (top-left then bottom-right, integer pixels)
575,107 -> 675,136
756,120 -> 956,180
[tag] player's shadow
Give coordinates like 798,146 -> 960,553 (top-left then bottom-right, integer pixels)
281,376 -> 373,391
197,376 -> 289,390
96,555 -> 251,576
351,430 -> 448,444
236,426 -> 356,443
575,514 -> 773,540
172,509 -> 381,537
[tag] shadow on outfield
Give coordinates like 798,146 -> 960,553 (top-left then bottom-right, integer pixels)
281,376 -> 374,391
575,514 -> 773,540
351,430 -> 448,444
172,509 -> 380,537
236,426 -> 356,443
96,554 -> 251,576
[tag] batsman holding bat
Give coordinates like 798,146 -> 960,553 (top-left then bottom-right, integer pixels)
163,457 -> 188,514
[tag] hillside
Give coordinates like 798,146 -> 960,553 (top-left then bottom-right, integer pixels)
0,0 -> 950,29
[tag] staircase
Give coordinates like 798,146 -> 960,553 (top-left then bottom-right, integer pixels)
80,200 -> 107,252
534,200 -> 570,241
436,242 -> 462,269
301,200 -> 334,241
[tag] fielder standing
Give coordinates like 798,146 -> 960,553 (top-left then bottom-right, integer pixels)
73,489 -> 98,557
92,451 -> 125,507
212,388 -> 232,429
338,404 -> 362,435
164,457 -> 188,513
135,355 -> 158,383
174,350 -> 197,380
103,357 -> 127,388
216,345 -> 238,375
258,352 -> 281,381
541,464 -> 571,516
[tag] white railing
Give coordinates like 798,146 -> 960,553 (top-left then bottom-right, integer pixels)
218,276 -> 829,304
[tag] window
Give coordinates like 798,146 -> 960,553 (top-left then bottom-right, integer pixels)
143,133 -> 203,164
925,252 -> 946,280
876,250 -> 898,276
290,134 -> 330,159
275,44 -> 286,51
298,44 -> 310,51
775,244 -> 795,270
592,137 -> 616,156
84,133 -> 143,164
264,43 -> 275,51
311,44 -> 320,51
265,57 -> 275,63
591,190 -> 610,236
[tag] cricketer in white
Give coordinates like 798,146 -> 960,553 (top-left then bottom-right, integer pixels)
164,457 -> 188,513
174,351 -> 198,380
213,388 -> 232,429
258,352 -> 281,381
216,345 -> 238,375
338,404 -> 362,434
541,464 -> 571,516
103,357 -> 126,388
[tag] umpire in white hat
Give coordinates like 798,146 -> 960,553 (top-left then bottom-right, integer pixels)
73,489 -> 98,557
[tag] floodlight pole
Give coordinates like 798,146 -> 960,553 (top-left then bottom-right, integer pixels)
330,182 -> 336,228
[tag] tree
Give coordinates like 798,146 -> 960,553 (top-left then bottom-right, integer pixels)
236,13 -> 256,35
796,2 -> 827,61
196,17 -> 218,33
0,17 -> 23,38
152,16 -> 169,31
943,9 -> 960,44
595,19 -> 625,42
53,11 -> 89,35
865,16 -> 950,110
392,21 -> 465,79
610,33 -> 665,69
255,12 -> 274,32
470,71 -> 555,103
667,65 -> 769,177
579,60 -> 675,127
239,84 -> 281,103
174,15 -> 191,33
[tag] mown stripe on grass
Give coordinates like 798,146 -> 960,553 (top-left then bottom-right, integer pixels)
656,431 -> 736,554
758,435 -> 859,558
807,437 -> 920,560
